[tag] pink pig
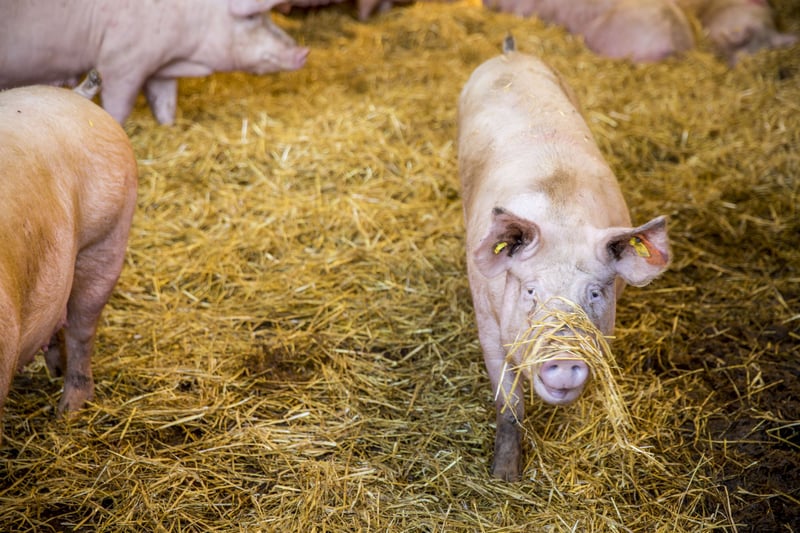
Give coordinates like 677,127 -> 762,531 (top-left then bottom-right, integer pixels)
483,0 -> 797,65
0,0 -> 310,125
458,37 -> 670,480
0,85 -> 138,442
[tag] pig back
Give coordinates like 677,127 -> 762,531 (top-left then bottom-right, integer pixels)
458,51 -> 630,244
0,85 -> 137,364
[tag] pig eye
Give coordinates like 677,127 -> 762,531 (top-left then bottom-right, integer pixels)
523,286 -> 536,301
588,286 -> 603,301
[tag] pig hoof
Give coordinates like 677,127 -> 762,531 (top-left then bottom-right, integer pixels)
491,461 -> 521,482
492,418 -> 522,481
58,375 -> 94,414
57,391 -> 94,415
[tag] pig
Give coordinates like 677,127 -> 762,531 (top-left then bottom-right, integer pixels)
0,0 -> 310,125
482,0 -> 695,63
458,37 -> 670,481
483,0 -> 796,65
0,85 -> 138,442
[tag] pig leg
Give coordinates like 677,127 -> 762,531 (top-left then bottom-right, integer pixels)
480,323 -> 525,481
99,76 -> 146,125
44,330 -> 66,377
144,77 -> 178,126
58,225 -> 130,414
0,333 -> 20,442
490,365 -> 524,481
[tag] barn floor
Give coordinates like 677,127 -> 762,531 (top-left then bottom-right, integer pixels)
1,1 -> 798,531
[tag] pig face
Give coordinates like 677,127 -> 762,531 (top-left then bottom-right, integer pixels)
228,4 -> 309,73
474,208 -> 669,405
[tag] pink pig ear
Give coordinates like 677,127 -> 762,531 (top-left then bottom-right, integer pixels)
604,216 -> 670,287
229,0 -> 283,17
474,207 -> 540,279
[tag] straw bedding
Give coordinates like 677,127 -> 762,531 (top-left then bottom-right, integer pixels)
1,1 -> 798,531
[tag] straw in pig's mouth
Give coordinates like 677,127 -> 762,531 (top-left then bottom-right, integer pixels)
502,297 -> 632,441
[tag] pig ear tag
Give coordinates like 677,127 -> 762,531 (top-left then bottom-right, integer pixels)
629,236 -> 651,258
493,241 -> 509,255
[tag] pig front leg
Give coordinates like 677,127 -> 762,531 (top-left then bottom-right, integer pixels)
480,329 -> 525,481
144,77 -> 178,126
490,367 -> 524,481
99,74 -> 147,125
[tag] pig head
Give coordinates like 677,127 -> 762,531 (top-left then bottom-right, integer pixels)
458,39 -> 670,481
0,0 -> 309,125
0,85 -> 138,442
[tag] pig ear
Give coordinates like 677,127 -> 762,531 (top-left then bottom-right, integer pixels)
604,216 -> 670,287
229,0 -> 283,17
473,208 -> 540,279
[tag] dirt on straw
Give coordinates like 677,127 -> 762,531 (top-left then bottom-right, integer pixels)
1,0 -> 799,531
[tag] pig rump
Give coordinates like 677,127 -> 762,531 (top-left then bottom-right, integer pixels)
0,86 -> 137,442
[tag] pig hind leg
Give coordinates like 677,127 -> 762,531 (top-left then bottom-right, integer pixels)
57,226 -> 129,414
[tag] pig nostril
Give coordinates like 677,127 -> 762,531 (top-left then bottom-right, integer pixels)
539,359 -> 589,391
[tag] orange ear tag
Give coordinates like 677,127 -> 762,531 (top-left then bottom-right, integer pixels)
494,241 -> 508,255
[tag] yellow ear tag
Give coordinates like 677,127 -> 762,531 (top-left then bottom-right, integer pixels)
493,241 -> 508,255
629,236 -> 651,258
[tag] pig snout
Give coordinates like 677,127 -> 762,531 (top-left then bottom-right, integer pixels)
287,46 -> 310,71
253,41 -> 309,73
534,357 -> 590,405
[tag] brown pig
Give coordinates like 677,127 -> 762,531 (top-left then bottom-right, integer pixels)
0,85 -> 138,442
458,37 -> 670,481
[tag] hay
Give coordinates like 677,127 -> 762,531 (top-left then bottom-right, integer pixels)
1,0 -> 799,531
505,298 -> 632,444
